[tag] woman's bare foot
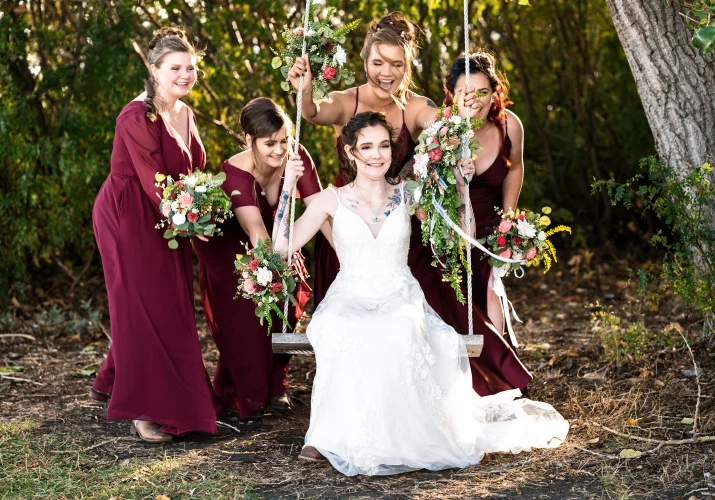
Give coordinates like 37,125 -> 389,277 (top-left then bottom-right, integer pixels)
130,420 -> 173,443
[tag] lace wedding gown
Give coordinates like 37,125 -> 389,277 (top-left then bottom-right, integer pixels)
305,184 -> 569,476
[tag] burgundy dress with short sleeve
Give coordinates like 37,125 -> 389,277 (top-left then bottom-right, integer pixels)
313,93 -> 532,396
193,145 -> 321,418
90,101 -> 217,435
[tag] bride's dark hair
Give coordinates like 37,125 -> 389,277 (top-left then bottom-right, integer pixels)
340,112 -> 399,185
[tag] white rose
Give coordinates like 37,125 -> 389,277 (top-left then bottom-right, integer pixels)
184,175 -> 197,188
333,45 -> 347,66
172,212 -> 186,226
256,266 -> 273,287
171,201 -> 179,211
537,231 -> 546,241
413,185 -> 422,203
516,219 -> 537,239
195,185 -> 207,193
449,116 -> 463,125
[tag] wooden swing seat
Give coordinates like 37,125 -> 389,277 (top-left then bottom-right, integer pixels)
272,332 -> 483,356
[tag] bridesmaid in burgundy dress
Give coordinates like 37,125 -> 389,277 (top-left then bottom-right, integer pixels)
437,52 -> 533,395
90,28 -> 217,442
287,13 -> 478,304
193,98 -> 328,418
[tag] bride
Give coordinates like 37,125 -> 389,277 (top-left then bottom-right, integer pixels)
272,111 -> 569,476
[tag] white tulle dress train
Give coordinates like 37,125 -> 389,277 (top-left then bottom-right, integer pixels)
304,185 -> 569,476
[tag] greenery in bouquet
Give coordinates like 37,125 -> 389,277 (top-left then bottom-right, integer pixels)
405,105 -> 482,303
154,171 -> 233,249
272,6 -> 360,101
481,207 -> 571,276
234,238 -> 302,334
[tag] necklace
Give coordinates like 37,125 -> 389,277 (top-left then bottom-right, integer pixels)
253,154 -> 280,196
354,185 -> 387,224
257,169 -> 278,196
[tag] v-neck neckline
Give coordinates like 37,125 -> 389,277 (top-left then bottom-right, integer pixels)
161,106 -> 191,156
336,200 -> 403,241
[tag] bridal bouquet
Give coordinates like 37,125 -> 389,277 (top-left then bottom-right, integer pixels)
406,105 -> 482,303
480,207 -> 571,276
272,5 -> 360,101
154,171 -> 233,249
234,238 -> 303,333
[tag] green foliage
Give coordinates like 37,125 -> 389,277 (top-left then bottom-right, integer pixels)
592,157 -> 715,327
591,308 -> 679,364
0,0 -> 653,301
682,0 -> 715,53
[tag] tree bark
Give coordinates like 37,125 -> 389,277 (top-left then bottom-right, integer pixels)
605,0 -> 715,170
606,0 -> 715,337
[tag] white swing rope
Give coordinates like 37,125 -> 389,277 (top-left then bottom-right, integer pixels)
282,0 -> 312,336
457,1 -> 524,347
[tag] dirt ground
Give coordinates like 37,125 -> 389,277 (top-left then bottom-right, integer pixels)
1,253 -> 714,499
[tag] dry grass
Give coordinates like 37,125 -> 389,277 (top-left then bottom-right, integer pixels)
1,256 -> 714,498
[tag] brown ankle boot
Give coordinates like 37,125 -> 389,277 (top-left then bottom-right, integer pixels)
130,420 -> 173,443
299,445 -> 327,462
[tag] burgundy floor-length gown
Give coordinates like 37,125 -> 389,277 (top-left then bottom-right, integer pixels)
91,101 -> 217,435
312,93 -> 531,396
193,145 -> 321,419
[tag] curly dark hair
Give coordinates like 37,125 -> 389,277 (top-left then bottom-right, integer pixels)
340,111 -> 399,185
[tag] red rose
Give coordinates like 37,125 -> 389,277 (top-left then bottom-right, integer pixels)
512,236 -> 523,246
249,259 -> 260,271
323,67 -> 338,80
271,282 -> 283,293
497,235 -> 507,247
518,214 -> 526,221
442,107 -> 452,120
187,211 -> 199,223
427,147 -> 443,162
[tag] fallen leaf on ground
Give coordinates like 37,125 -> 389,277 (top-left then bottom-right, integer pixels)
619,449 -> 642,458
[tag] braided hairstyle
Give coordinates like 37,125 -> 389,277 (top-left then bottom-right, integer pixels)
340,111 -> 399,185
360,12 -> 420,105
143,26 -> 202,122
443,51 -> 513,166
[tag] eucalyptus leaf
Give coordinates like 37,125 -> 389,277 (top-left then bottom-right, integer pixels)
168,239 -> 179,250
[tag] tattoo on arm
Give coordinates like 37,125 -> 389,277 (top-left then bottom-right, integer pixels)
309,102 -> 318,119
272,189 -> 291,243
385,188 -> 401,217
426,98 -> 438,109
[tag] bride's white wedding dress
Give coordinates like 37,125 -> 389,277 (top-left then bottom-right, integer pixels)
305,184 -> 569,476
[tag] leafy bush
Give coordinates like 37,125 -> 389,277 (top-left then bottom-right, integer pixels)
591,308 -> 679,364
592,157 -> 715,336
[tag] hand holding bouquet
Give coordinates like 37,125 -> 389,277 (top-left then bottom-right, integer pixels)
406,105 -> 482,303
482,207 -> 571,276
235,238 -> 305,334
155,171 -> 234,249
275,5 -> 360,101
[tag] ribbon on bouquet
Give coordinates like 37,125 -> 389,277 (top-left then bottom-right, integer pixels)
431,196 -> 525,347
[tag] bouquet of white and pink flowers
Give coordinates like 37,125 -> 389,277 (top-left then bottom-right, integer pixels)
406,105 -> 482,303
234,238 -> 306,333
272,5 -> 360,101
481,207 -> 571,276
154,171 -> 233,249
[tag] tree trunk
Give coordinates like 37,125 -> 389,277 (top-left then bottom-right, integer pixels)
605,0 -> 715,170
606,0 -> 715,338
